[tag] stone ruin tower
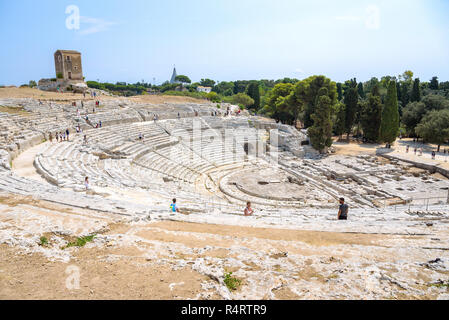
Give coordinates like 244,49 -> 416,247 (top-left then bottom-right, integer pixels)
54,50 -> 83,81
38,50 -> 85,92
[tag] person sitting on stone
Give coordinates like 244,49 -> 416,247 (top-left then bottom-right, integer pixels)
49,132 -> 53,143
170,199 -> 180,213
244,201 -> 254,216
83,135 -> 88,145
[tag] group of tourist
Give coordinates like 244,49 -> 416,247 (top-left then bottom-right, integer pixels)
406,145 -> 448,161
49,129 -> 71,143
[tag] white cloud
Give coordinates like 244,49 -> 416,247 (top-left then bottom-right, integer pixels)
295,68 -> 305,74
78,16 -> 117,35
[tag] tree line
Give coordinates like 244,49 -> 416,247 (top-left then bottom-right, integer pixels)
86,72 -> 449,153
259,72 -> 449,153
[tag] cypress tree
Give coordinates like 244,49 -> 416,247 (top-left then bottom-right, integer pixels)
380,81 -> 400,144
343,79 -> 359,139
308,88 -> 333,152
400,82 -> 410,106
334,103 -> 346,138
361,84 -> 383,143
246,81 -> 260,110
396,82 -> 401,103
357,82 -> 365,99
337,83 -> 343,101
410,78 -> 421,102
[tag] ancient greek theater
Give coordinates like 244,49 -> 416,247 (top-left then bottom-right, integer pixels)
0,89 -> 448,300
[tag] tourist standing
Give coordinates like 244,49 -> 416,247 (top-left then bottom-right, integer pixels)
66,128 -> 70,141
338,198 -> 349,220
49,132 -> 53,143
84,177 -> 89,190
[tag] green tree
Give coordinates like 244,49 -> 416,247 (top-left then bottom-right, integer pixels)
402,94 -> 449,135
294,75 -> 337,128
401,101 -> 426,135
231,93 -> 254,107
334,102 -> 346,138
361,84 -> 383,142
380,80 -> 400,143
214,81 -> 234,95
175,75 -> 191,84
206,91 -> 220,103
343,79 -> 359,139
308,88 -> 333,152
429,77 -> 439,90
357,82 -> 365,99
410,78 -> 421,102
336,83 -> 344,101
415,109 -> 449,152
200,79 -> 216,87
233,80 -> 249,94
400,70 -> 414,82
260,83 -> 296,123
29,80 -> 37,88
246,81 -> 260,110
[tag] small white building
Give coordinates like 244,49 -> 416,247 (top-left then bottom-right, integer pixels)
197,86 -> 212,94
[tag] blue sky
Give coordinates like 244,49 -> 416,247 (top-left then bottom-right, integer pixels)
0,0 -> 448,85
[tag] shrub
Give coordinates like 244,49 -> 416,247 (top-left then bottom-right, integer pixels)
224,272 -> 242,291
63,234 -> 96,249
39,236 -> 49,246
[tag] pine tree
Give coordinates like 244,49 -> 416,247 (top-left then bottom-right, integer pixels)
410,78 -> 421,102
361,84 -> 383,143
380,81 -> 400,144
308,88 -> 333,152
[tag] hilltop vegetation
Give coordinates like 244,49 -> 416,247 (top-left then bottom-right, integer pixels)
85,72 -> 449,153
